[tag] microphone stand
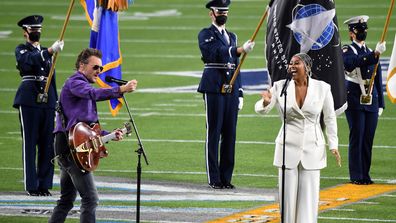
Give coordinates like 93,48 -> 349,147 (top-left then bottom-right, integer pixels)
279,76 -> 291,223
122,95 -> 149,223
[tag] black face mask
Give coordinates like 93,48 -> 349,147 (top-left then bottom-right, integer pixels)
355,30 -> 367,41
28,32 -> 41,42
215,15 -> 228,26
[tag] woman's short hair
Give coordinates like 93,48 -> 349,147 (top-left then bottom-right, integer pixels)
75,48 -> 102,70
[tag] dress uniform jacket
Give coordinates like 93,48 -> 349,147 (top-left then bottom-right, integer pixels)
13,42 -> 57,108
13,42 -> 57,191
198,24 -> 243,96
197,24 -> 242,185
343,42 -> 384,111
255,78 -> 338,170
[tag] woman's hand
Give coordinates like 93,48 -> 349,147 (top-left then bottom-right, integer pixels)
331,149 -> 341,167
261,90 -> 272,107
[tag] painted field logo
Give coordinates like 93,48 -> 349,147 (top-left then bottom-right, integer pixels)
287,4 -> 336,52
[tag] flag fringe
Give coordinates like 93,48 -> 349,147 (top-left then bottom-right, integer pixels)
99,0 -> 132,11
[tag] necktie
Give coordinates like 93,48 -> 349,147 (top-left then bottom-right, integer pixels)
221,30 -> 229,45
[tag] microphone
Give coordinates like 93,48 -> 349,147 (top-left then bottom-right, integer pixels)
280,72 -> 292,97
286,68 -> 293,80
105,76 -> 128,85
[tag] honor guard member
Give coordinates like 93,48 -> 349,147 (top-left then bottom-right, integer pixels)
13,15 -> 64,196
342,15 -> 386,185
198,0 -> 255,189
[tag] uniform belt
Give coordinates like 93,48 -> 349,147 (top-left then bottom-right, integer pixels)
204,63 -> 236,69
345,75 -> 370,85
22,75 -> 48,82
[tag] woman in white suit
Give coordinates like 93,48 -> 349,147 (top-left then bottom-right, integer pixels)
255,53 -> 341,223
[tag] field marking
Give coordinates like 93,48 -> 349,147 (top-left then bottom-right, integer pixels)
1,167 -> 395,184
2,134 -> 396,150
0,51 -> 265,60
0,175 -> 272,222
318,216 -> 396,222
0,213 -> 191,223
1,108 -> 396,121
208,184 -> 396,223
0,35 -> 390,45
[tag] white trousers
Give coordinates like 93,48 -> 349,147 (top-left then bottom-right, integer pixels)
278,163 -> 320,223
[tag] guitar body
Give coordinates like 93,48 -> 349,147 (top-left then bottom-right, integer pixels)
68,122 -> 108,172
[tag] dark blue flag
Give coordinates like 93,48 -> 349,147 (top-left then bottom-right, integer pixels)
266,0 -> 347,114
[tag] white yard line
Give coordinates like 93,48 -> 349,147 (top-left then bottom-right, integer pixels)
318,216 -> 396,222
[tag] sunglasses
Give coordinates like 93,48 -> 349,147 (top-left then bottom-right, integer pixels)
92,65 -> 104,72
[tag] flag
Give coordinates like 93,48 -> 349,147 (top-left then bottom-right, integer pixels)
386,33 -> 396,103
266,0 -> 347,114
80,0 -> 129,116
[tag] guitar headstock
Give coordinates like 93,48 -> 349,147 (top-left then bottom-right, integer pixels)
124,122 -> 132,135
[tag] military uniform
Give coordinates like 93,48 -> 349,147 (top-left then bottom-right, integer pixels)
198,0 -> 246,189
342,15 -> 385,184
13,15 -> 58,195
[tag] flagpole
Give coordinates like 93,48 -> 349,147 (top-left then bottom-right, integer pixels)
221,6 -> 269,93
37,0 -> 75,103
361,0 -> 394,104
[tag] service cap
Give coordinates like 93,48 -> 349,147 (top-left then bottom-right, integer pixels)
206,0 -> 230,12
344,15 -> 369,32
17,15 -> 43,29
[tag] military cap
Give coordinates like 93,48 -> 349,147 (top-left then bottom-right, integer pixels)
344,15 -> 369,32
17,15 -> 43,29
206,0 -> 230,12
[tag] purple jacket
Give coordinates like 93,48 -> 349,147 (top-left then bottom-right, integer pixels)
54,71 -> 123,133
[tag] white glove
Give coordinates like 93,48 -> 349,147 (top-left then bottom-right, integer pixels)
243,40 -> 255,53
51,40 -> 64,53
378,107 -> 383,116
375,41 -> 386,54
92,6 -> 102,32
238,97 -> 244,110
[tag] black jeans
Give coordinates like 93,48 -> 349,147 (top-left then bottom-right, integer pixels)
48,133 -> 98,223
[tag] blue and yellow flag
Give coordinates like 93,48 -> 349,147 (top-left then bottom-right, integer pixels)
81,0 -> 132,116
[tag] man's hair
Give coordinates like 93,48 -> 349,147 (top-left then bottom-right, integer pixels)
75,48 -> 102,70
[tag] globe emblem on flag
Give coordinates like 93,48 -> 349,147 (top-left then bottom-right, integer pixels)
292,4 -> 335,51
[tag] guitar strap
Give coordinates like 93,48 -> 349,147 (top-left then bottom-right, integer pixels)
54,95 -> 72,156
55,97 -> 68,133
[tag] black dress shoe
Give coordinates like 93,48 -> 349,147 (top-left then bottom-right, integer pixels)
27,190 -> 41,196
39,189 -> 52,196
350,180 -> 362,185
223,183 -> 235,189
351,179 -> 374,185
363,180 -> 374,185
209,183 -> 223,189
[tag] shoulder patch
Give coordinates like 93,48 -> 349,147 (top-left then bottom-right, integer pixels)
205,36 -> 214,42
19,49 -> 27,54
342,45 -> 349,53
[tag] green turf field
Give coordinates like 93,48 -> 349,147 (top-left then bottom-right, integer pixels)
0,0 -> 395,222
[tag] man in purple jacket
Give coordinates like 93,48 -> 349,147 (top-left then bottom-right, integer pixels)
48,48 -> 137,223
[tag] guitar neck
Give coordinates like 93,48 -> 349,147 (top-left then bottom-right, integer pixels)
101,127 -> 128,143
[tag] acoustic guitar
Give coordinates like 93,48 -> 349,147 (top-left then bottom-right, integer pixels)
68,122 -> 131,172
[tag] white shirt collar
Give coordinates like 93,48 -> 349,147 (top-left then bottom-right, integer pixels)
353,40 -> 365,49
212,22 -> 226,33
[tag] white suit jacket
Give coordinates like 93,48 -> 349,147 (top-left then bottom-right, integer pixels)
255,77 -> 338,170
